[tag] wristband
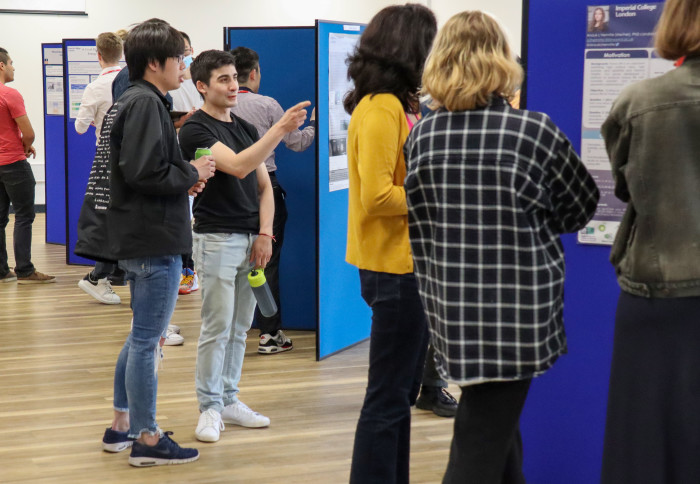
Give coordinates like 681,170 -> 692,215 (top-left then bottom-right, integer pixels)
258,233 -> 276,243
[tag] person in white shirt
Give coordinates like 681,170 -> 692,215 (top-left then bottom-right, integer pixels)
75,31 -> 125,306
169,31 -> 203,113
169,31 -> 201,299
74,32 -> 123,144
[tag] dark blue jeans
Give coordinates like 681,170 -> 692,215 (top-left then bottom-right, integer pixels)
350,270 -> 429,484
0,160 -> 36,277
113,255 -> 182,438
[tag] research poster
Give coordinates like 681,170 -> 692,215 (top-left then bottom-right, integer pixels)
43,46 -> 63,115
578,2 -> 673,245
327,27 -> 361,192
66,45 -> 101,119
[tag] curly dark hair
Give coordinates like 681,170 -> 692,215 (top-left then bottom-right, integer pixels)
343,3 -> 437,114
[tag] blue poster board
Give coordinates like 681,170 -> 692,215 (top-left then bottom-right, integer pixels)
224,27 -> 317,332
63,39 -> 99,265
42,43 -> 66,244
315,20 -> 368,359
518,1 -> 654,482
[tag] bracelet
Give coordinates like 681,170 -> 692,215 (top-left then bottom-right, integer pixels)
258,233 -> 276,243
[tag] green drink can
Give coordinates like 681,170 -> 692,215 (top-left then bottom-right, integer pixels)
195,147 -> 212,160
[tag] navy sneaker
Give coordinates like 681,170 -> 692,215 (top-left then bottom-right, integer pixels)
128,431 -> 199,467
102,427 -> 135,453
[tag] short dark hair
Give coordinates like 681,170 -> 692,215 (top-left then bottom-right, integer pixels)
0,47 -> 9,65
190,49 -> 237,99
180,31 -> 191,46
124,18 -> 184,81
229,46 -> 259,83
344,4 -> 437,114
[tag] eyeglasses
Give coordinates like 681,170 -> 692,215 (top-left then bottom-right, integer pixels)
173,55 -> 184,64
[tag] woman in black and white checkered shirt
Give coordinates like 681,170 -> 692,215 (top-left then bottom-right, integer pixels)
404,11 -> 599,483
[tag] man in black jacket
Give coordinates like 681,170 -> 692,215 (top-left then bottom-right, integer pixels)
98,19 -> 215,467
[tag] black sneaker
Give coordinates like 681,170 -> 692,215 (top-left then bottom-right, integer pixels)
415,387 -> 458,418
102,427 -> 135,453
108,272 -> 128,286
128,431 -> 199,467
258,330 -> 293,354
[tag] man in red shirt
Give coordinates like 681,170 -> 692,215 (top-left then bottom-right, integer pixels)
0,47 -> 54,283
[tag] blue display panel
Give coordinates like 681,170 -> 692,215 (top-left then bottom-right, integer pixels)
42,43 -> 66,244
520,1 -> 630,482
315,20 -> 368,359
63,39 -> 99,265
225,27 -> 316,332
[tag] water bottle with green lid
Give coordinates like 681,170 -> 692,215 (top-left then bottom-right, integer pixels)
248,268 -> 278,317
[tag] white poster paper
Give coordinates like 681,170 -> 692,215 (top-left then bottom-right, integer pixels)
327,32 -> 360,192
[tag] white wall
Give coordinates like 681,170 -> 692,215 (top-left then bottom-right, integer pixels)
2,0 -> 522,204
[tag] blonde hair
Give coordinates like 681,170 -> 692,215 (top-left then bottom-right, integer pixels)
115,29 -> 129,42
422,11 -> 523,111
96,32 -> 123,64
655,0 -> 700,60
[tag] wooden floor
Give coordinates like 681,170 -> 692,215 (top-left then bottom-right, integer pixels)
0,214 -> 457,483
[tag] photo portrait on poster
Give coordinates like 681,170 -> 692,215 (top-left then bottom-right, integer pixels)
588,6 -> 610,32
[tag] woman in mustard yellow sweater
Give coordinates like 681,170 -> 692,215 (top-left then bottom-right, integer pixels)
343,4 -> 437,483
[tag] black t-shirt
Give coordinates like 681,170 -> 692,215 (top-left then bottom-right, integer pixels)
178,109 -> 260,234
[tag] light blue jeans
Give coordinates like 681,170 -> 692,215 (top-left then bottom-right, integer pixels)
113,255 -> 181,438
193,232 -> 257,413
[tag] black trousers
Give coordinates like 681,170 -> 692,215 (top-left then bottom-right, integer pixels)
0,159 -> 35,277
443,378 -> 532,484
350,270 -> 429,484
423,343 -> 447,388
602,292 -> 700,484
256,173 -> 288,335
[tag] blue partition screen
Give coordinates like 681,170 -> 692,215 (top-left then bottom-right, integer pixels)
520,1 -> 624,482
63,39 -> 98,265
225,27 -> 316,331
316,20 -> 368,359
42,43 -> 66,244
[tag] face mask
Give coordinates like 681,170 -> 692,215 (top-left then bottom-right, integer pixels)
183,55 -> 193,68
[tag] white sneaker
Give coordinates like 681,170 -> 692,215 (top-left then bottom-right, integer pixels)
221,400 -> 270,428
163,327 -> 184,346
195,408 -> 224,442
78,276 -> 121,304
191,273 -> 199,291
168,324 -> 181,334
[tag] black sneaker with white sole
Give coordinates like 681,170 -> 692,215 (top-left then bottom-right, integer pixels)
102,427 -> 136,453
128,431 -> 199,467
258,330 -> 293,354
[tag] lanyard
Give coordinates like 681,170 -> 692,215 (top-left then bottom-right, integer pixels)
101,68 -> 121,76
238,88 -> 252,94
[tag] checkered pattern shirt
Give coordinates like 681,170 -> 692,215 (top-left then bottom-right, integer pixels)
404,97 -> 599,385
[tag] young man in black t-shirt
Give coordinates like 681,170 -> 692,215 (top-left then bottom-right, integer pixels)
178,50 -> 309,443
